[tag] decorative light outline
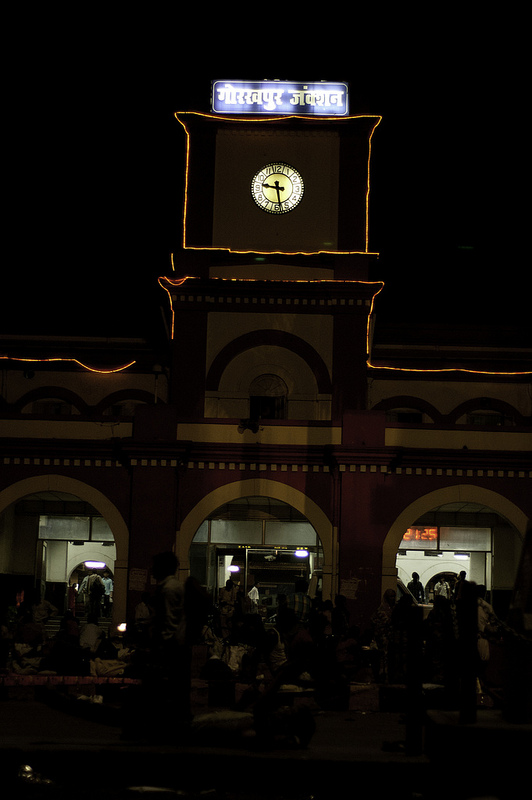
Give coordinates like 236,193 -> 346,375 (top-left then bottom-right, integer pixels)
168,112 -> 531,378
366,361 -> 532,377
364,284 -> 531,376
175,111 -> 382,255
159,274 -> 385,347
160,274 -> 532,377
0,355 -> 136,374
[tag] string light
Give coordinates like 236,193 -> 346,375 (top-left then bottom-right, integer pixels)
0,355 -> 136,374
159,274 -> 385,349
175,111 -> 382,256
159,274 -> 531,377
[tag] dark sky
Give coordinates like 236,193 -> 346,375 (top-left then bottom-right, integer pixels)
4,18 -> 528,344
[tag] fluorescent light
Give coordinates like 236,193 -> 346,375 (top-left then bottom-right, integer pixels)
295,549 -> 309,558
84,561 -> 106,569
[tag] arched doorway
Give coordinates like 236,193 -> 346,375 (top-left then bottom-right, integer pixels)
383,485 -> 528,617
0,476 -> 128,627
189,496 -> 324,618
176,479 -> 335,601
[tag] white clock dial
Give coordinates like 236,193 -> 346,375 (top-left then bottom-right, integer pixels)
251,162 -> 304,214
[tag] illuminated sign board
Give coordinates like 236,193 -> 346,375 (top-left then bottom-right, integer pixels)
402,527 -> 438,542
401,528 -> 438,550
211,80 -> 349,116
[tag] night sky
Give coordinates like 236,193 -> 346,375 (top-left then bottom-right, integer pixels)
4,17 -> 529,345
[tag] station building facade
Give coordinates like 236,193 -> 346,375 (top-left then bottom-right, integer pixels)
1,86 -> 531,632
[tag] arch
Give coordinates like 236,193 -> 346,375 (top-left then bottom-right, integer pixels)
0,475 -> 129,626
176,478 -> 336,599
448,397 -> 525,426
94,389 -> 156,415
15,386 -> 90,415
205,330 -> 332,394
382,484 -> 529,595
371,395 -> 443,424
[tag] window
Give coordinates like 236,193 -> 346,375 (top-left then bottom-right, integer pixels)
103,400 -> 144,417
249,374 -> 287,420
386,409 -> 424,424
28,399 -> 76,416
465,411 -> 514,426
38,515 -> 114,541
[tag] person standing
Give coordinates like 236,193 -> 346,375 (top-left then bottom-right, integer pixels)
434,577 -> 451,600
286,578 -> 311,624
123,551 -> 192,743
219,578 -> 239,637
79,571 -> 105,618
247,582 -> 260,614
150,551 -> 191,737
371,589 -> 396,681
454,570 -> 467,601
407,572 -> 425,603
102,571 -> 113,617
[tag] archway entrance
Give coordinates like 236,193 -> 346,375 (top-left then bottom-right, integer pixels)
189,496 -> 325,620
383,487 -> 527,618
176,478 -> 335,602
0,476 -> 129,627
0,490 -> 116,619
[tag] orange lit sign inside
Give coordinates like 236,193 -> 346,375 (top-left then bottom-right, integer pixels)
402,527 -> 438,542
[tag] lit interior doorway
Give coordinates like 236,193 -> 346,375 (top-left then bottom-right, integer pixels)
395,500 -> 523,616
0,490 -> 116,617
189,496 -> 324,619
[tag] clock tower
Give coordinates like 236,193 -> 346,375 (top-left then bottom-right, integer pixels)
162,81 -> 385,606
174,105 -> 381,257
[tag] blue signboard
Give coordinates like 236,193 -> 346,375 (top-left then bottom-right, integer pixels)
211,80 -> 349,116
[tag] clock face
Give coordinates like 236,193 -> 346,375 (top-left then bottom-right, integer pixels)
251,162 -> 304,214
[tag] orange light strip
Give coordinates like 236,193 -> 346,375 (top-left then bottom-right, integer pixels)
159,275 -> 531,376
162,275 -> 384,286
367,360 -> 532,377
175,111 -> 382,256
159,274 -> 385,345
158,275 -> 200,340
365,289 -> 532,376
0,355 -> 136,374
366,116 -> 382,251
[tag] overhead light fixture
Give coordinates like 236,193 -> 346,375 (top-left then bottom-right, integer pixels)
84,561 -> 106,569
228,565 -> 240,573
295,549 -> 309,558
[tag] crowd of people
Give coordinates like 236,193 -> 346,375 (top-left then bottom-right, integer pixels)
77,569 -> 114,618
0,570 -> 117,677
370,570 -> 515,700
0,561 -> 520,727
196,577 -> 365,715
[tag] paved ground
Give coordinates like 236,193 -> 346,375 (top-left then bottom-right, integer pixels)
0,696 -> 429,798
1,686 -> 530,799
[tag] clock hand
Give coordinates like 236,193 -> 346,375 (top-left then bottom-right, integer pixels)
263,180 -> 285,206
